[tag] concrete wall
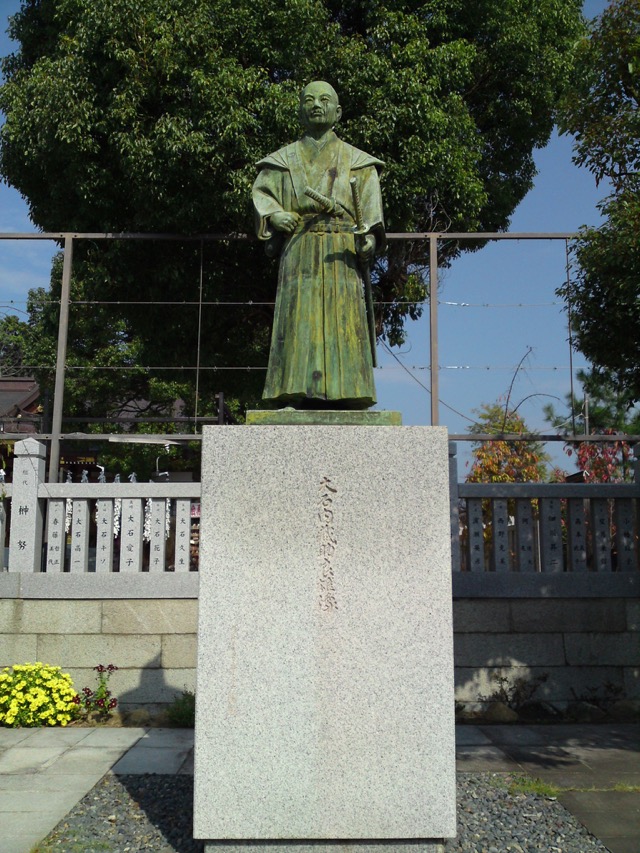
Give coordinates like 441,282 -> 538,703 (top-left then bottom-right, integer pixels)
0,574 -> 637,711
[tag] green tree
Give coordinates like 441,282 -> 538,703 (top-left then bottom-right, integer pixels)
0,0 -> 584,419
544,368 -> 640,436
22,257 -> 190,424
466,401 -> 549,484
0,314 -> 32,473
0,313 -> 32,376
558,0 -> 640,401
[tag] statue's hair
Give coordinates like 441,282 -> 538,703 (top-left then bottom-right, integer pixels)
300,81 -> 339,103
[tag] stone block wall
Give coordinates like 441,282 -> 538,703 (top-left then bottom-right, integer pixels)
453,597 -> 638,710
0,585 -> 637,712
0,597 -> 198,711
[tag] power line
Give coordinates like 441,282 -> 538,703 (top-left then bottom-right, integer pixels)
440,300 -> 562,308
8,362 -> 589,372
1,298 -> 564,308
380,341 -> 478,424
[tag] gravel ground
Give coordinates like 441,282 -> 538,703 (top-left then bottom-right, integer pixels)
33,772 -> 608,853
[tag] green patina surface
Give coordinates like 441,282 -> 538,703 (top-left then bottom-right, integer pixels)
252,81 -> 385,410
245,409 -> 402,426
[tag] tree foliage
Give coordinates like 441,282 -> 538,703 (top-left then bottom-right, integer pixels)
559,0 -> 639,192
0,313 -> 32,376
464,401 -> 549,563
544,368 -> 639,482
544,368 -> 640,436
466,401 -> 549,483
0,0 -> 584,418
558,0 -> 640,402
566,432 -> 636,483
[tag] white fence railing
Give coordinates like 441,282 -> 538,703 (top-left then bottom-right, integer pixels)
2,439 -> 201,574
1,438 -> 638,576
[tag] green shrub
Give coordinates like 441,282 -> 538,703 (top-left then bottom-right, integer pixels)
478,672 -> 549,711
166,690 -> 196,727
0,662 -> 79,727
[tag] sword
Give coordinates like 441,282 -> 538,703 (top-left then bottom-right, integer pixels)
349,177 -> 377,368
304,185 -> 339,214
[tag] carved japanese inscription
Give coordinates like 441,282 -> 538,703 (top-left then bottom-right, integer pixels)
317,476 -> 338,611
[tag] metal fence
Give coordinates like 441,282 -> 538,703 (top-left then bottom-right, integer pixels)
2,228 -> 596,476
2,231 -> 638,579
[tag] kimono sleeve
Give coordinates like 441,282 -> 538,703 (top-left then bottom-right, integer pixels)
252,167 -> 287,241
357,164 -> 386,254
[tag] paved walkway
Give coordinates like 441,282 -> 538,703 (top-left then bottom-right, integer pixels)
0,724 -> 637,853
457,723 -> 639,853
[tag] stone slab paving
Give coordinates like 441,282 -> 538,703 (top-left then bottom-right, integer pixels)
470,724 -> 640,853
0,729 -> 37,748
452,726 -> 492,746
111,743 -> 194,774
0,726 -> 146,853
559,791 -> 640,853
0,724 -> 637,853
111,726 -> 195,774
454,745 -> 521,772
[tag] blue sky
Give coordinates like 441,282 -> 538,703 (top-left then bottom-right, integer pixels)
0,0 -> 610,474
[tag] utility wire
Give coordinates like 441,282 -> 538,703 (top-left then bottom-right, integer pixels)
380,341 -> 477,424
11,363 -> 588,372
440,300 -> 561,308
1,298 -> 563,308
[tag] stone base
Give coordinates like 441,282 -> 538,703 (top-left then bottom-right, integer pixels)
204,843 -> 445,851
195,425 -> 456,842
245,409 -> 402,426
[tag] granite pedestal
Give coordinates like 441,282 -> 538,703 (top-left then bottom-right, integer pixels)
194,425 -> 456,851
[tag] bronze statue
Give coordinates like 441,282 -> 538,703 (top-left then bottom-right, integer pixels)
253,81 -> 385,409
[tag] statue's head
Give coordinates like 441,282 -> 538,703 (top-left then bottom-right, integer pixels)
299,81 -> 342,134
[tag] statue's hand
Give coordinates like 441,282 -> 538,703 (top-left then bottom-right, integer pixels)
356,233 -> 376,262
270,211 -> 300,234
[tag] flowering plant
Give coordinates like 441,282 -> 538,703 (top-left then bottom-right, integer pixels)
72,664 -> 119,719
0,662 -> 79,727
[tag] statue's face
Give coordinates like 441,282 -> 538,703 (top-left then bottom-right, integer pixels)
299,81 -> 342,133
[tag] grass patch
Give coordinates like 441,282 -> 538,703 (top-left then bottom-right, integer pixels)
32,843 -> 111,852
487,773 -> 562,798
506,775 -> 563,798
489,773 -> 640,796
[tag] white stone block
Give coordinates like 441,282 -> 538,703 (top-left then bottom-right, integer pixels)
119,498 -> 144,572
194,426 -> 456,842
8,439 -> 46,573
102,599 -> 198,633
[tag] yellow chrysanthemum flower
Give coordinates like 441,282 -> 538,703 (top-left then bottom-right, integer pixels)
0,662 -> 80,728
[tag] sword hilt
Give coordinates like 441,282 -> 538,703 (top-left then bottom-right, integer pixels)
304,185 -> 336,214
349,178 -> 369,236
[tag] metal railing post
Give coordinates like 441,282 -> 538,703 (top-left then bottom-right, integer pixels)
48,235 -> 73,482
448,441 -> 461,571
429,234 -> 439,425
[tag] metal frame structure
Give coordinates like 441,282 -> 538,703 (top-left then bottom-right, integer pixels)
4,229 -> 636,481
